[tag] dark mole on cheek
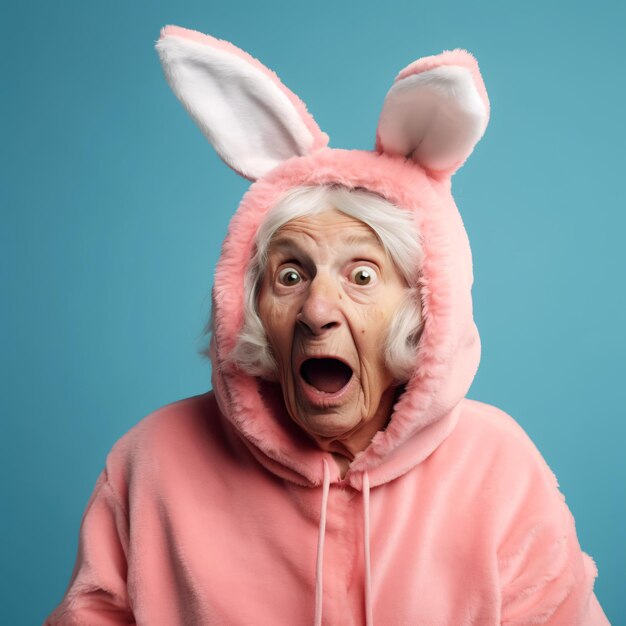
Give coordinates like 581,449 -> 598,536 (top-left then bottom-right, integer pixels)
361,329 -> 366,334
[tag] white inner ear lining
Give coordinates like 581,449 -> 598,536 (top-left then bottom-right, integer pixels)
157,35 -> 317,179
377,66 -> 487,170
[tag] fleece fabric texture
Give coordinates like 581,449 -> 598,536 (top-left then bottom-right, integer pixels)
45,149 -> 610,625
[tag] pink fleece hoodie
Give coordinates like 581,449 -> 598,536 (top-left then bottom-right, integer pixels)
45,26 -> 610,626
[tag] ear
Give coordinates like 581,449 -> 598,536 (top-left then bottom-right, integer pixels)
156,25 -> 329,181
375,49 -> 490,177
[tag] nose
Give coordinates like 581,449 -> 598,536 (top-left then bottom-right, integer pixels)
296,273 -> 342,336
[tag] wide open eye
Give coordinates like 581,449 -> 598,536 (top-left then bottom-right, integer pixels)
350,266 -> 377,286
278,267 -> 302,286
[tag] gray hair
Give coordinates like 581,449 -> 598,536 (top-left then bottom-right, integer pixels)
208,185 -> 425,382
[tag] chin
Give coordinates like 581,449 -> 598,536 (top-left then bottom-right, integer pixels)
297,409 -> 361,439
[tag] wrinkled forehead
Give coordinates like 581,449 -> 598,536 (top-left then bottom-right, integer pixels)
266,209 -> 385,256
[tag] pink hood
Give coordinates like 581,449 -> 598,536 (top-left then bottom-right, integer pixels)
154,25 -> 491,490
209,147 -> 481,490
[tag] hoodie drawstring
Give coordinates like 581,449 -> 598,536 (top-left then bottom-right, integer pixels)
314,459 -> 373,626
314,459 -> 330,626
362,470 -> 373,626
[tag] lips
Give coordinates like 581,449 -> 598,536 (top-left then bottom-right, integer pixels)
299,358 -> 353,394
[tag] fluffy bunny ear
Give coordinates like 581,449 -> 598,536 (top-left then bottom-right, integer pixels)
156,25 -> 329,181
375,50 -> 490,176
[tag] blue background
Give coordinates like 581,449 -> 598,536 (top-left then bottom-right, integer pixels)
2,1 -> 624,623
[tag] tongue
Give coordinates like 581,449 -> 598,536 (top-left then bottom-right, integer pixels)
300,358 -> 352,393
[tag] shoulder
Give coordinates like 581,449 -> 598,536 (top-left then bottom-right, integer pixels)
449,399 -> 578,542
456,398 -> 555,467
458,397 -> 541,444
108,391 -> 219,458
455,402 -> 606,621
447,398 -> 563,501
102,391 -> 223,503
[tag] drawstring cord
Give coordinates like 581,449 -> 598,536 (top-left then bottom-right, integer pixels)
363,470 -> 373,626
314,459 -> 330,626
314,460 -> 373,626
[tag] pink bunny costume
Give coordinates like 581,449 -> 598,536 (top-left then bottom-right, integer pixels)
45,25 -> 610,626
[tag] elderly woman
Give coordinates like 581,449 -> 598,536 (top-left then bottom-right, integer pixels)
45,25 -> 609,626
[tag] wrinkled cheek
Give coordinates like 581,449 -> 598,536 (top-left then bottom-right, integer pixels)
357,343 -> 394,398
269,337 -> 295,394
357,333 -> 386,366
264,319 -> 287,358
279,368 -> 300,420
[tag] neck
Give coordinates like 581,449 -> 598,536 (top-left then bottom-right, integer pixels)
311,385 -> 399,476
331,453 -> 351,479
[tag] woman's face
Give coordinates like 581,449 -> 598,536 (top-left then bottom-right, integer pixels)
257,209 -> 408,457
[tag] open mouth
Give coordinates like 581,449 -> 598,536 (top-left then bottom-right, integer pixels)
299,358 -> 353,394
